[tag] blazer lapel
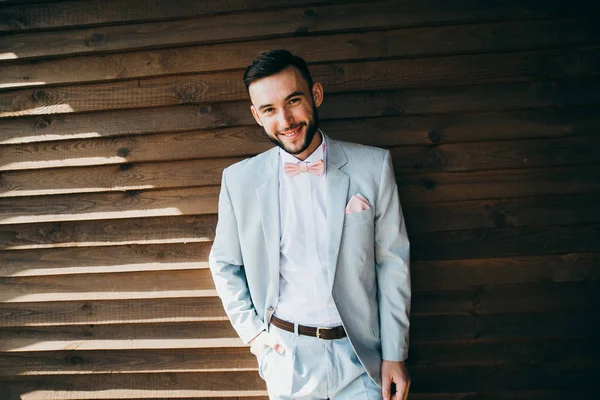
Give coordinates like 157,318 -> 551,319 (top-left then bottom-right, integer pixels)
256,147 -> 281,302
325,136 -> 349,291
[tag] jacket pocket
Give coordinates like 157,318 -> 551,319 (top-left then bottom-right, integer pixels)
343,207 -> 374,226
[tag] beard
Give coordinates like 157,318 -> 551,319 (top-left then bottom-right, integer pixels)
267,106 -> 320,156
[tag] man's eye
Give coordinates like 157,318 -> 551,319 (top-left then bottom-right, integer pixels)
290,98 -> 300,104
264,108 -> 274,114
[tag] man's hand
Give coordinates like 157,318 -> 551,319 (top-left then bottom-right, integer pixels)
249,330 -> 285,358
381,360 -> 410,400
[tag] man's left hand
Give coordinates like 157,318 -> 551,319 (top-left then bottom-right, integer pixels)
381,360 -> 410,400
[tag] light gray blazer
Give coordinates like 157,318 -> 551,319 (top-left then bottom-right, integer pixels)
209,134 -> 411,385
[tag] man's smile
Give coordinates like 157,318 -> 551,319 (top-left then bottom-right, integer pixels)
279,124 -> 304,140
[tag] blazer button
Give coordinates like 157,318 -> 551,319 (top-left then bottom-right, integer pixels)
267,306 -> 274,311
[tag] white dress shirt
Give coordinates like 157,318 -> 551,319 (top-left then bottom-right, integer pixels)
275,132 -> 343,327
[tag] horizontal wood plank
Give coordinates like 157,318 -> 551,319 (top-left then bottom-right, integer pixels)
2,311 -> 598,344
411,223 -> 600,261
404,193 -> 600,233
0,321 -> 239,351
412,253 -> 600,290
0,0 -> 345,32
0,215 -> 217,250
4,81 -> 600,145
0,187 -> 219,225
0,370 -> 267,398
0,347 -> 255,375
3,135 -> 600,196
2,12 -> 599,62
391,135 -> 600,173
2,192 -> 600,249
3,47 -> 600,115
0,242 -> 211,277
1,365 -> 599,398
3,19 -> 600,87
3,215 -> 600,261
2,243 -> 598,292
2,0 -> 599,33
0,158 -> 237,197
0,338 -> 598,376
0,269 -> 217,302
1,280 -> 598,320
398,164 -> 600,203
0,297 -> 228,327
3,106 -> 600,168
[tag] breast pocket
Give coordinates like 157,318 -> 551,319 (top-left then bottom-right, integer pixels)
343,207 -> 374,226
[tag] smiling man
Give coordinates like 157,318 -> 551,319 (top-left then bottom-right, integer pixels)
209,49 -> 411,400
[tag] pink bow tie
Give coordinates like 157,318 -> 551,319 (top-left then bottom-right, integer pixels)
284,159 -> 325,177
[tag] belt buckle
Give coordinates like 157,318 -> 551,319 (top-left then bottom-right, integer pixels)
316,326 -> 333,339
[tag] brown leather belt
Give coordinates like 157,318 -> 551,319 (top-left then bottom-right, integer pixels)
270,315 -> 346,340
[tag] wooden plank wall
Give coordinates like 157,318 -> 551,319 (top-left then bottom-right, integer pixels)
1,0 -> 600,398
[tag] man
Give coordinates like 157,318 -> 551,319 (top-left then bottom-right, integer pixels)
209,49 -> 411,399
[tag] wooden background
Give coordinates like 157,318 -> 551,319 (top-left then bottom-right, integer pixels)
1,0 -> 600,398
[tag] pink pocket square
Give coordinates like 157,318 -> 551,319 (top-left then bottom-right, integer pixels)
345,193 -> 371,215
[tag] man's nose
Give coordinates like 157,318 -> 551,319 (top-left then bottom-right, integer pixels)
278,108 -> 294,127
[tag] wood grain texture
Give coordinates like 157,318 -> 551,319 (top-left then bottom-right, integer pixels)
0,365 -> 599,398
3,47 -> 600,115
398,164 -> 600,203
3,18 -> 600,86
2,0 -> 599,33
3,11 -> 600,61
0,0 -> 348,31
0,158 -> 239,197
0,214 -> 217,250
3,90 -> 600,146
2,311 -> 598,341
2,135 -> 599,197
0,193 -> 600,250
1,246 -> 597,291
411,223 -> 600,261
3,106 -> 600,168
1,338 -> 598,376
0,187 -> 219,225
3,0 -> 600,398
0,242 -> 211,277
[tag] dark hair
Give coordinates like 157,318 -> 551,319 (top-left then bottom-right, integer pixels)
243,49 -> 314,91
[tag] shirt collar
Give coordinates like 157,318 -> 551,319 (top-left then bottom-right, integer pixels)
279,130 -> 327,166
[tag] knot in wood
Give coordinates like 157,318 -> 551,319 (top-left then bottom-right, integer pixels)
177,85 -> 199,104
422,179 -> 436,189
303,9 -> 316,17
67,355 -> 84,365
119,163 -> 132,171
32,89 -> 48,103
428,131 -> 441,143
34,117 -> 50,130
86,33 -> 107,47
116,148 -> 129,157
198,104 -> 212,115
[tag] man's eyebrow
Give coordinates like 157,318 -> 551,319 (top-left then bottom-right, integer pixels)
257,91 -> 304,112
285,91 -> 304,101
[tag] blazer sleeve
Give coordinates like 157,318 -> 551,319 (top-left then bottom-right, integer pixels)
375,150 -> 411,361
209,168 -> 264,344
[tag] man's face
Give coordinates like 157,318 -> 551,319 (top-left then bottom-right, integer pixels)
249,66 -> 323,159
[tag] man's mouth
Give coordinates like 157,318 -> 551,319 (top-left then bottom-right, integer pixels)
279,125 -> 303,139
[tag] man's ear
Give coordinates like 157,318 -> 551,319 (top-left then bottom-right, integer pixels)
312,82 -> 324,107
250,105 -> 263,126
